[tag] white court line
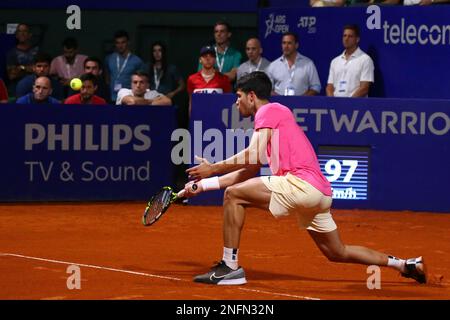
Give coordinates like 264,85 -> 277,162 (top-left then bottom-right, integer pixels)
238,287 -> 320,300
0,253 -> 320,300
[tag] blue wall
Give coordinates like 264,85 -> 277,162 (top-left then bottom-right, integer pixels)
0,0 -> 307,12
188,94 -> 450,213
0,104 -> 176,201
259,6 -> 450,99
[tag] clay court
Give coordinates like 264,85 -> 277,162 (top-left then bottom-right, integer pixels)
0,202 -> 449,300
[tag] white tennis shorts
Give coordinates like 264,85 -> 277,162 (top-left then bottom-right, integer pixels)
261,173 -> 337,233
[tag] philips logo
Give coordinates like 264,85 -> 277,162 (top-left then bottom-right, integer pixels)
24,124 -> 151,151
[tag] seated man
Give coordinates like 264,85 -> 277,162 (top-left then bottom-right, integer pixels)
50,37 -> 87,93
6,23 -> 39,86
16,52 -> 64,101
67,56 -> 110,103
16,76 -> 60,104
64,73 -> 107,105
116,71 -> 172,106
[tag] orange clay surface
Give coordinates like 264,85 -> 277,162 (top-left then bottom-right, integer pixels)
0,202 -> 449,300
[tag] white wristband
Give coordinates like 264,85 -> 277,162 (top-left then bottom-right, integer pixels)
200,176 -> 220,191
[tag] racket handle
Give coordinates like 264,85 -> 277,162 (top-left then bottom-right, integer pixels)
177,183 -> 198,198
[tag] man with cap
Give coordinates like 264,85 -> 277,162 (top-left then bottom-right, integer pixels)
187,46 -> 232,115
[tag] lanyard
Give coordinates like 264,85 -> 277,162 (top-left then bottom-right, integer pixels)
249,58 -> 263,73
215,46 -> 228,72
116,53 -> 130,79
153,66 -> 163,90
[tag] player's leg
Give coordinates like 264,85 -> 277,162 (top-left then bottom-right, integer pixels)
307,228 -> 389,265
222,176 -> 271,249
193,176 -> 271,285
307,228 -> 427,283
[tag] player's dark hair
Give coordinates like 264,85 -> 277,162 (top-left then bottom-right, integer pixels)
80,73 -> 98,87
236,71 -> 272,100
33,52 -> 52,65
62,37 -> 78,49
114,30 -> 129,40
343,24 -> 360,37
84,56 -> 103,70
282,31 -> 299,43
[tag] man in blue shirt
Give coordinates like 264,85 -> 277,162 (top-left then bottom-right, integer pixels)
266,32 -> 321,96
16,52 -> 64,101
16,76 -> 60,104
105,30 -> 144,102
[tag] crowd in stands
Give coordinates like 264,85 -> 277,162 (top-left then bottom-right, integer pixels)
310,0 -> 449,6
1,0 -> 444,108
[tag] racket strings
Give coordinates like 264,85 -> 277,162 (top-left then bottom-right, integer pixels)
145,190 -> 172,223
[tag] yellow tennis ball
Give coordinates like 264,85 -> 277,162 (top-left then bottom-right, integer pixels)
70,78 -> 82,91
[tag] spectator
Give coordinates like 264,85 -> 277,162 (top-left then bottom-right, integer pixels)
116,71 -> 172,106
403,0 -> 449,5
64,73 -> 107,105
188,46 -> 232,114
16,76 -> 60,104
6,23 -> 39,84
326,24 -> 374,98
266,32 -> 321,96
237,37 -> 271,81
197,21 -> 242,83
0,78 -> 9,103
310,0 -> 345,6
105,30 -> 144,103
147,41 -> 185,100
50,37 -> 88,92
67,57 -> 110,103
16,52 -> 64,101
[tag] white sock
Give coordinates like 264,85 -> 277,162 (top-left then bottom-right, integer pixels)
387,255 -> 406,273
223,247 -> 238,270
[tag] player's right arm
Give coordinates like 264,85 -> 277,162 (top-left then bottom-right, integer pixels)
187,128 -> 271,180
184,165 -> 260,197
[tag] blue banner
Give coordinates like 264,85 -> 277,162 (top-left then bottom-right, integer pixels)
259,6 -> 450,99
188,94 -> 450,213
0,0 -> 259,12
0,104 -> 176,201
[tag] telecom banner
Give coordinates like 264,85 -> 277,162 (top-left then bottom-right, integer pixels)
259,6 -> 450,99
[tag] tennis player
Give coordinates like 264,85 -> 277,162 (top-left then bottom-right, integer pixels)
185,71 -> 427,286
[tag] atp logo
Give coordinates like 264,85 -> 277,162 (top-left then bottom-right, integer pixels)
265,14 -> 289,38
297,16 -> 317,34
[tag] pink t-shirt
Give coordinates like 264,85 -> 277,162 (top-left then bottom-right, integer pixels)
254,102 -> 332,196
50,54 -> 87,80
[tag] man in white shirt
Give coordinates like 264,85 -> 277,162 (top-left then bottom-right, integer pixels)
266,32 -> 321,96
326,24 -> 374,98
237,38 -> 271,81
116,71 -> 172,106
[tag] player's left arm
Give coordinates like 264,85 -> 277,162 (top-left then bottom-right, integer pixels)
187,128 -> 272,180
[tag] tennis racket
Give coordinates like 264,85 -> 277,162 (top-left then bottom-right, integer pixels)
142,184 -> 197,226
